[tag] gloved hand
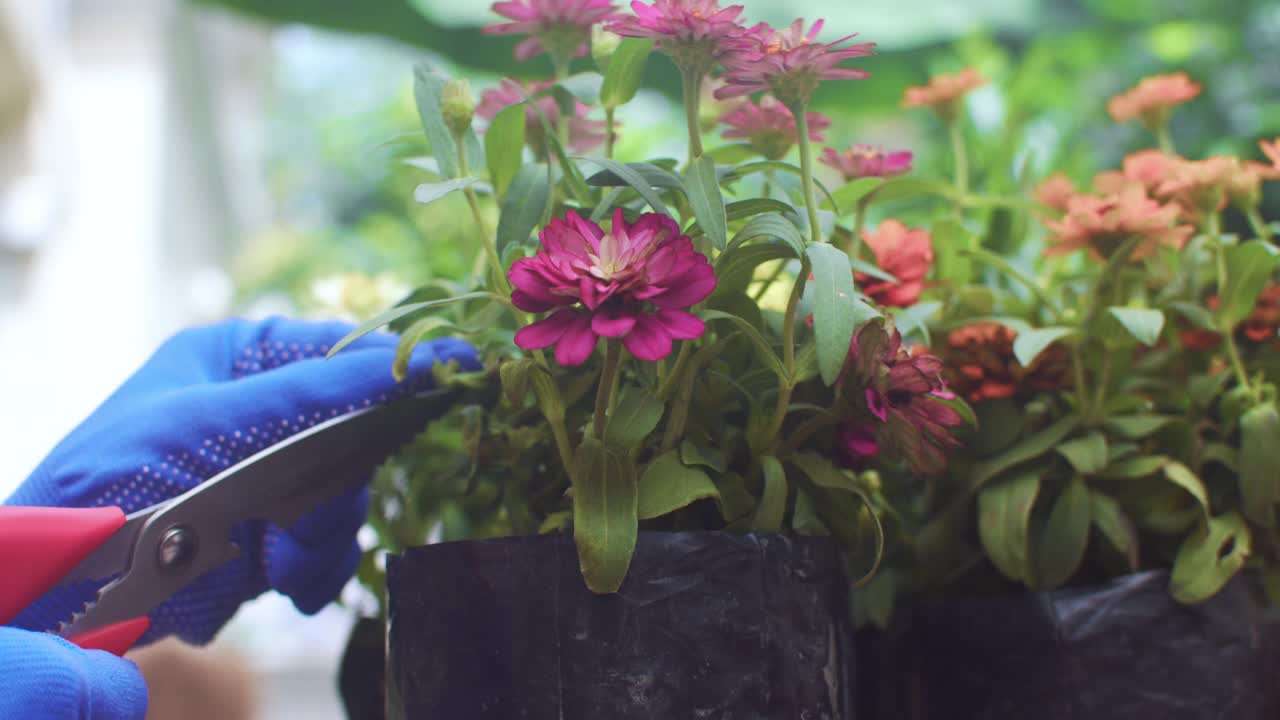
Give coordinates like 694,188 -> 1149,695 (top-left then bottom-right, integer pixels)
0,626 -> 147,720
5,317 -> 477,646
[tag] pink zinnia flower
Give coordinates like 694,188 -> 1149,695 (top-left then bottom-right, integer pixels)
1155,155 -> 1239,217
607,0 -> 751,74
836,423 -> 879,469
819,144 -> 912,181
476,78 -> 608,153
858,220 -> 933,308
1034,173 -> 1075,214
510,210 -> 716,365
1107,72 -> 1200,127
719,95 -> 830,160
1044,185 -> 1193,261
717,19 -> 875,107
901,68 -> 985,122
484,0 -> 619,62
1092,149 -> 1180,198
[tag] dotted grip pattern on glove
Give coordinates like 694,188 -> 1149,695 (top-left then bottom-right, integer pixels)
4,317 -> 476,646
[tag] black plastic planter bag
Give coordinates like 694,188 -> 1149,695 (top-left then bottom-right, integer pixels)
386,531 -> 854,719
862,570 -> 1280,720
339,616 -> 386,720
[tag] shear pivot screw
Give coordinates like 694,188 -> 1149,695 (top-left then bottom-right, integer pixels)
158,526 -> 197,570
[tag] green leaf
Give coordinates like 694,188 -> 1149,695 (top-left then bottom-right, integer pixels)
599,38 -> 652,108
495,163 -> 551,253
849,257 -> 899,285
605,386 -> 664,447
1103,414 -> 1171,438
556,72 -> 603,105
1162,460 -> 1211,515
727,213 -> 805,258
1170,301 -> 1217,331
701,309 -> 788,380
585,161 -> 684,191
1035,477 -> 1091,589
686,156 -> 727,250
723,198 -> 798,224
1055,432 -> 1108,475
499,357 -> 535,406
1090,490 -> 1140,571
723,161 -> 839,211
1106,307 -> 1165,346
680,440 -> 727,473
789,453 -> 884,576
791,489 -> 828,536
393,316 -> 458,381
713,471 -> 755,522
1013,327 -> 1073,367
866,176 -> 952,205
753,456 -> 788,532
789,453 -> 861,493
969,415 -> 1080,489
1170,512 -> 1251,604
1218,240 -> 1280,327
327,292 -> 494,357
413,177 -> 480,205
823,177 -> 883,215
806,243 -> 881,385
573,439 -> 639,594
894,301 -> 940,346
637,450 -> 719,520
932,218 -> 976,285
484,103 -> 525,197
712,243 -> 793,298
977,471 -> 1041,583
577,157 -> 669,214
1240,402 -> 1280,527
412,64 -> 479,179
1097,454 -> 1167,479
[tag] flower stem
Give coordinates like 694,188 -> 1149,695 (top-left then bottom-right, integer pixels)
1246,207 -> 1272,243
846,196 -> 869,260
604,107 -> 616,159
792,105 -> 823,245
455,133 -> 509,296
593,339 -> 623,439
1210,211 -> 1253,396
784,408 -> 841,454
1153,123 -> 1175,155
1090,351 -> 1112,421
1070,342 -> 1090,417
764,257 -> 810,447
948,121 -> 968,210
681,69 -> 704,163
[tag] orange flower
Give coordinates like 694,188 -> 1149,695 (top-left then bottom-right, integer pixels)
1093,149 -> 1180,196
1034,173 -> 1075,214
1155,155 -> 1237,217
901,68 -> 986,122
943,322 -> 1070,403
1044,185 -> 1193,261
1106,72 -> 1201,127
858,219 -> 933,307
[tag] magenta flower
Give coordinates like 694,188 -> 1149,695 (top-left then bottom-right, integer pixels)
476,78 -> 608,153
607,0 -> 752,74
720,95 -> 831,160
510,210 -> 717,365
718,19 -> 875,107
836,423 -> 880,469
484,0 -> 619,63
819,144 -> 912,181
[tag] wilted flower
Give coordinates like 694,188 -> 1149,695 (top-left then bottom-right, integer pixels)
1107,72 -> 1200,128
820,144 -> 912,181
484,0 -> 619,63
943,322 -> 1071,403
1034,173 -> 1076,214
1044,185 -> 1193,261
901,68 -> 985,123
836,423 -> 880,469
858,220 -> 933,308
718,19 -> 875,107
510,210 -> 716,365
607,0 -> 751,75
845,323 -> 962,475
476,78 -> 608,153
719,95 -> 830,160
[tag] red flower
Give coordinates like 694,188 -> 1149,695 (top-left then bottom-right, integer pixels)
858,220 -> 933,308
719,95 -> 830,160
1107,72 -> 1200,127
717,19 -> 875,107
476,78 -> 608,153
510,210 -> 716,364
484,0 -> 619,62
819,144 -> 912,181
942,323 -> 1071,403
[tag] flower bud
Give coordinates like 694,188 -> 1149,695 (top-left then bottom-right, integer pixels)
591,27 -> 622,71
441,78 -> 475,137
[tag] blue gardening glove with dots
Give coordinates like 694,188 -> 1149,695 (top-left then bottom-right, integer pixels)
4,317 -> 477,647
0,626 -> 148,720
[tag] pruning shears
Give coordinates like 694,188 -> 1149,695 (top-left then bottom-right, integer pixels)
0,390 -> 455,656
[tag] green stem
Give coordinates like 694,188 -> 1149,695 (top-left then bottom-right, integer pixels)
660,340 -> 724,452
1246,207 -> 1273,243
764,257 -> 810,446
1070,343 -> 1090,417
793,106 -> 823,245
949,121 -> 969,211
681,69 -> 704,163
1153,123 -> 1175,155
1210,211 -> 1253,396
593,340 -> 623,439
604,107 -> 616,159
455,133 -> 509,296
847,197 -> 869,260
548,410 -> 575,479
657,342 -> 693,400
1090,352 -> 1112,422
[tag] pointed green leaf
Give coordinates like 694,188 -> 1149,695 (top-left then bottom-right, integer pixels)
1055,432 -> 1108,475
599,38 -> 653,108
701,309 -> 788,380
969,415 -> 1080,489
866,176 -> 952,204
1090,490 -> 1139,571
806,243 -> 881,385
585,161 -> 684,191
573,439 -> 639,593
978,471 -> 1041,583
393,316 -> 459,381
722,161 -> 839,211
1219,240 -> 1280,327
1170,512 -> 1251,604
577,157 -> 669,214
484,103 -> 526,197
412,65 -> 480,179
556,72 -> 603,105
499,357 -> 536,406
1097,454 -> 1167,479
823,177 -> 884,215
495,163 -> 551,253
605,387 -> 664,447
1035,477 -> 1091,588
686,155 -> 727,250
1162,460 -> 1211,515
1013,327 -> 1073,367
1103,414 -> 1171,438
679,440 -> 727,473
1240,402 -> 1280,527
637,450 -> 719,520
726,213 -> 805,258
327,292 -> 494,357
1106,307 -> 1165,346
751,456 -> 788,532
413,177 -> 480,205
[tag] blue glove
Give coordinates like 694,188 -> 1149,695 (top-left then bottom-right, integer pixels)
5,317 -> 476,646
0,626 -> 147,719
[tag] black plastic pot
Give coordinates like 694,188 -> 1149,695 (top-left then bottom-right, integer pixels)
385,531 -> 855,719
338,616 -> 386,720
859,570 -> 1280,720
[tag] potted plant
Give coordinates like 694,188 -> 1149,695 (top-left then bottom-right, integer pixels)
324,1 -> 1280,718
